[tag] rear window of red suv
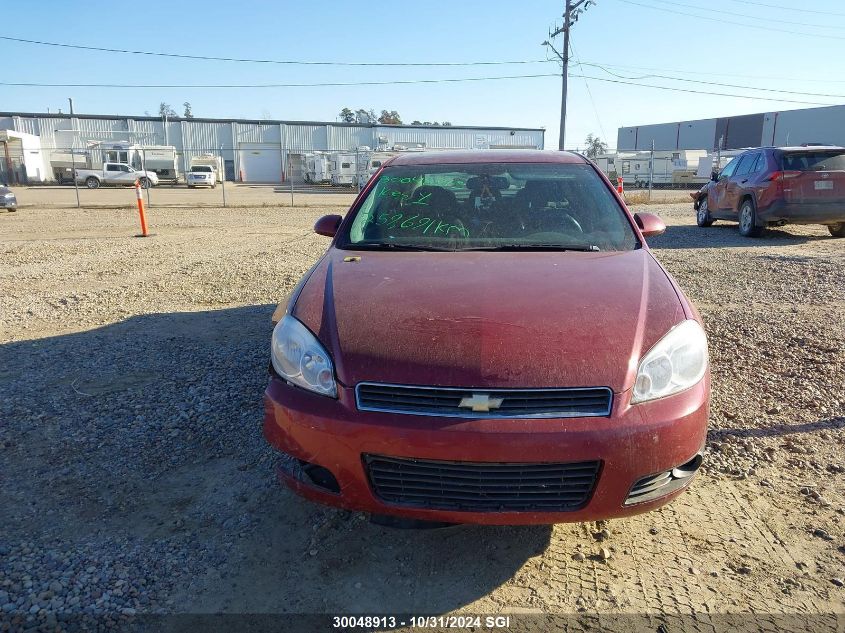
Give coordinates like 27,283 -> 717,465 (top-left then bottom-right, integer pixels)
781,151 -> 845,172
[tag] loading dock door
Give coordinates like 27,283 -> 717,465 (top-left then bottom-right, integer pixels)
238,144 -> 282,182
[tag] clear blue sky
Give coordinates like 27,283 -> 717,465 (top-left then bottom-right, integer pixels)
3,0 -> 845,150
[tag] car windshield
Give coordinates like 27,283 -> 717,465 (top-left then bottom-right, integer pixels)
340,163 -> 638,251
192,166 -> 213,173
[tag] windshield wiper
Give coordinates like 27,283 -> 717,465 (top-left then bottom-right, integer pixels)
349,243 -> 458,252
460,243 -> 601,252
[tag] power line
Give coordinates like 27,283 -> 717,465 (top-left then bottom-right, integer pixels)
0,36 -> 551,67
579,61 -> 845,99
577,60 -> 845,84
568,74 -> 836,105
0,74 -> 561,88
616,0 -> 845,40
4,72 -> 837,106
651,0 -> 845,29
570,43 -> 607,141
724,0 -> 845,17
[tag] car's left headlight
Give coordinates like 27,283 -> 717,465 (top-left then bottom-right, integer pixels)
631,320 -> 708,404
270,315 -> 337,397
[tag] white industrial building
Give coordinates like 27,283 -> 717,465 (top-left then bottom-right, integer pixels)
0,129 -> 48,183
0,112 -> 544,184
617,104 -> 845,152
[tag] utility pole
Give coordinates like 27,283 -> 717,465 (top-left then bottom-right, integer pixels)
68,97 -> 80,208
544,0 -> 595,151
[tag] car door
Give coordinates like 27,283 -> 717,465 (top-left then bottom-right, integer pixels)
724,153 -> 757,218
709,156 -> 739,213
103,163 -> 123,185
118,164 -> 136,184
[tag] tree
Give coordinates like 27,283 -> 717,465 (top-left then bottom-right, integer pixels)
378,110 -> 402,125
159,102 -> 177,118
583,133 -> 608,159
260,109 -> 273,121
183,102 -> 193,118
442,121 -> 453,126
339,108 -> 356,123
411,120 -> 422,125
354,108 -> 376,124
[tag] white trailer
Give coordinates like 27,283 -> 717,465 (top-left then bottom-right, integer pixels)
303,152 -> 332,184
138,146 -> 179,184
355,150 -> 393,188
189,154 -> 224,183
330,152 -> 357,187
612,150 -> 710,187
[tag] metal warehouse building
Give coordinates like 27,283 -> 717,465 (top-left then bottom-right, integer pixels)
0,112 -> 544,184
617,104 -> 845,152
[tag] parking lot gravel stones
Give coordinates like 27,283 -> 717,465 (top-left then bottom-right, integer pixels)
1,202 -> 843,630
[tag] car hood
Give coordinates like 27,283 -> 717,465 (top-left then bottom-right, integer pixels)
292,249 -> 687,392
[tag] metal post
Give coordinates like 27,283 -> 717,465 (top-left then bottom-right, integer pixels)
68,98 -> 80,208
716,135 -> 723,176
288,150 -> 294,207
141,148 -> 151,207
219,145 -> 227,208
648,141 -> 654,201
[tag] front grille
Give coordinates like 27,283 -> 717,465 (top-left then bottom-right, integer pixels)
356,383 -> 612,418
365,454 -> 600,512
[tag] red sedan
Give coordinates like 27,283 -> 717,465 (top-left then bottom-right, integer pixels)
264,150 -> 709,525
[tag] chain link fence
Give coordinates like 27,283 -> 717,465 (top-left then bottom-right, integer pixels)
2,143 -> 405,208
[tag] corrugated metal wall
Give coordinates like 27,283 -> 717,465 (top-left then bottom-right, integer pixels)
0,114 -> 545,182
765,105 -> 845,146
618,105 -> 845,151
283,124 -> 329,151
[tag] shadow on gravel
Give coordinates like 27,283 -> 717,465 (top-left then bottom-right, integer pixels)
1,304 -> 552,618
712,416 -> 845,439
649,223 -> 832,250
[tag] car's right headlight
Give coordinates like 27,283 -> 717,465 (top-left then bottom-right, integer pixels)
631,320 -> 708,404
270,315 -> 337,397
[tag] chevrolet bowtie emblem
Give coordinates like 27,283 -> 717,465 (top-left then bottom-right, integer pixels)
459,393 -> 504,412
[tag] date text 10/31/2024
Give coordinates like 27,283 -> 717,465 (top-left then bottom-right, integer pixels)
332,615 -> 512,629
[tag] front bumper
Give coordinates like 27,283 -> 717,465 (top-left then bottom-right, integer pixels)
759,199 -> 845,225
263,378 -> 709,525
0,197 -> 17,208
187,177 -> 214,187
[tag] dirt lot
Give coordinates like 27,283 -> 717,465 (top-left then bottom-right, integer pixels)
1,199 -> 843,632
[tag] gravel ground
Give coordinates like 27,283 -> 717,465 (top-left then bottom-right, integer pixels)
1,202 -> 843,632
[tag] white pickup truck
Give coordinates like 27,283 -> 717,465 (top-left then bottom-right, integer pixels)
74,163 -> 159,189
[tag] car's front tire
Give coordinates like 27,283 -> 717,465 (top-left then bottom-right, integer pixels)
696,196 -> 714,227
139,178 -> 152,189
738,199 -> 762,237
828,222 -> 845,237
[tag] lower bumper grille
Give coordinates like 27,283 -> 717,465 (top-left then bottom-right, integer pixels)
364,454 -> 600,512
625,453 -> 703,505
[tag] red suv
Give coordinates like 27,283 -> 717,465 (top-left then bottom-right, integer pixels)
693,145 -> 845,237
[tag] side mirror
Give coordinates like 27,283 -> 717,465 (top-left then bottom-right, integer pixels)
711,170 -> 719,182
634,212 -> 666,238
314,214 -> 342,237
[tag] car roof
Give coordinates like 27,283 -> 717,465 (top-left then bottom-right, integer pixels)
775,145 -> 845,152
384,149 -> 587,167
